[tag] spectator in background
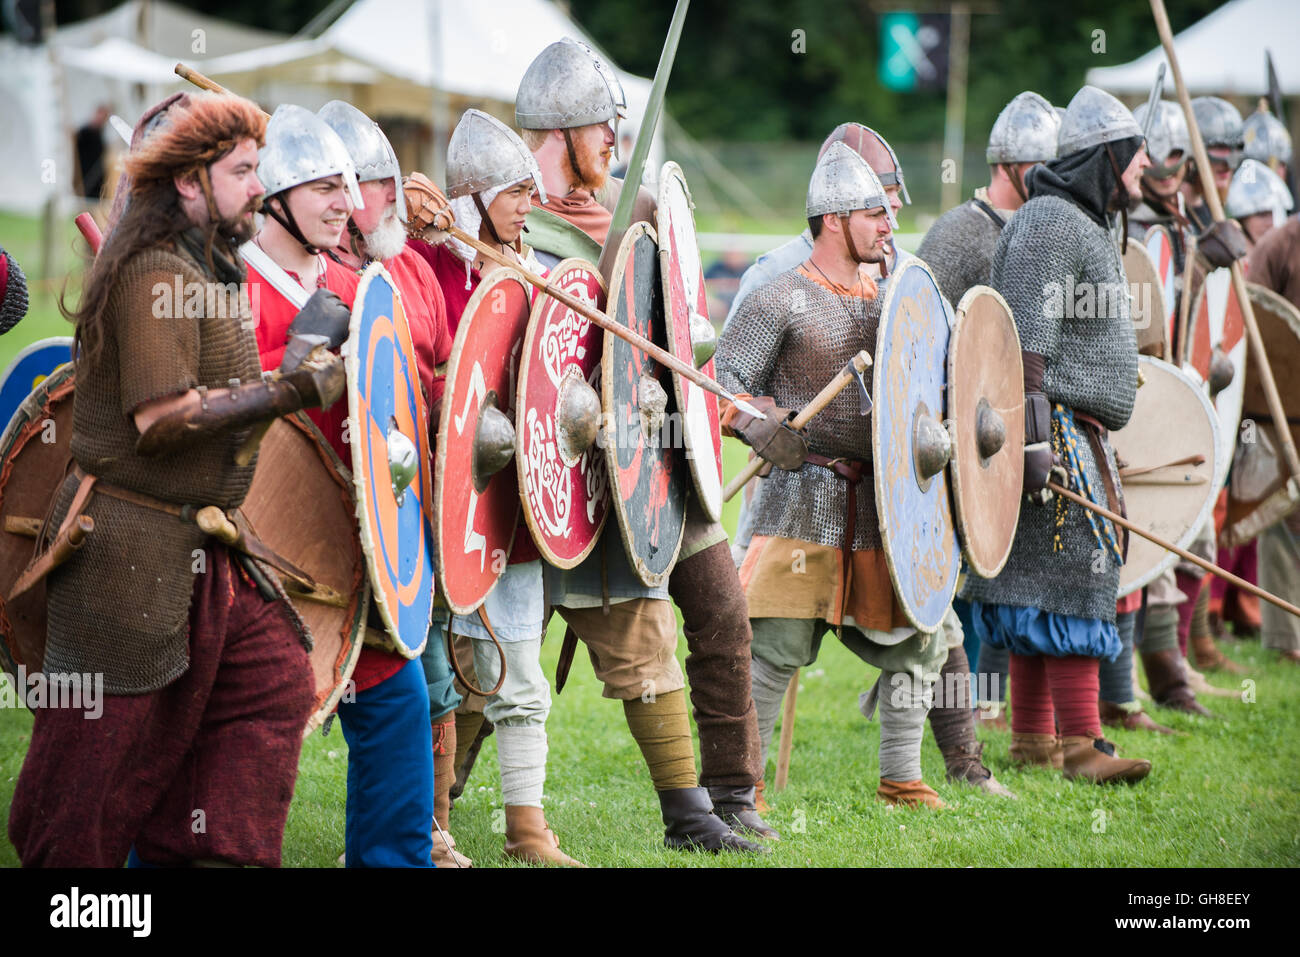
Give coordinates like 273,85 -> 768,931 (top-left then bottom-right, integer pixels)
704,247 -> 752,320
75,104 -> 112,202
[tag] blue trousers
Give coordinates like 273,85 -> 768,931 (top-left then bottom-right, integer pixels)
338,657 -> 434,868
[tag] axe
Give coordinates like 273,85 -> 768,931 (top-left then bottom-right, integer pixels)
721,350 -> 873,503
171,61 -> 768,426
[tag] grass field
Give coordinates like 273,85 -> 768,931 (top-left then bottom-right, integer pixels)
1,211 -> 1298,868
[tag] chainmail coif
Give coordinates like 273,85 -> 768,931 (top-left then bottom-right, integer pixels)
960,194 -> 1138,623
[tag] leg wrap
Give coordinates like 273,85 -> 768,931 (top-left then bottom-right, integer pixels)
877,668 -> 932,782
623,690 -> 698,791
1098,610 -> 1137,705
495,725 -> 548,808
1009,652 -> 1054,735
927,642 -> 977,756
749,653 -> 797,770
1043,655 -> 1101,738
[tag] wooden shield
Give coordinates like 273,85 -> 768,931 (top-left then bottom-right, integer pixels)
1224,283 -> 1300,546
1143,224 -> 1179,351
0,337 -> 74,434
602,222 -> 687,587
1124,239 -> 1168,357
435,271 -> 530,615
347,262 -> 434,658
873,259 -> 961,633
1186,267 -> 1247,490
1112,357 -> 1221,597
657,162 -> 723,521
946,286 -> 1024,579
241,414 -> 369,734
0,370 -> 365,735
517,258 -> 610,568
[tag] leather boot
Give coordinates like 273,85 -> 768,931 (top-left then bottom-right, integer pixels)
876,778 -> 945,808
430,710 -> 472,869
1060,735 -> 1151,783
659,787 -> 769,853
941,740 -> 1017,798
1009,732 -> 1064,769
1098,698 -> 1179,735
707,784 -> 781,840
975,705 -> 1009,732
1190,630 -> 1247,674
451,712 -> 493,802
503,806 -> 584,867
1141,648 -> 1215,717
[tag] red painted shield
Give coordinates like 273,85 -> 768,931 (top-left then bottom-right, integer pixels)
1143,224 -> 1178,347
602,222 -> 687,587
435,270 -> 531,615
1186,267 -> 1247,489
657,162 -> 723,521
516,259 -> 610,568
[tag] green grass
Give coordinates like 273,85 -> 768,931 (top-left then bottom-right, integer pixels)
1,213 -> 1298,868
0,210 -> 84,372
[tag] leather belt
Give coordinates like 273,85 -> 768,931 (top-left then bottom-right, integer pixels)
805,453 -> 866,632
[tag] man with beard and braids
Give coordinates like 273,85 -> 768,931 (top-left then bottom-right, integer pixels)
246,105 -> 436,869
918,91 -> 1059,739
505,37 -> 770,852
1245,213 -> 1300,665
719,144 -> 959,809
8,93 -> 337,867
316,101 -> 470,868
727,121 -> 1010,801
405,108 -> 583,866
961,86 -> 1157,784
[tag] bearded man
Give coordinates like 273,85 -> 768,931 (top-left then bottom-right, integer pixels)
9,93 -> 339,867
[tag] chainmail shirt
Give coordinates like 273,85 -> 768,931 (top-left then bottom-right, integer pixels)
916,197 -> 1004,306
960,194 -> 1138,622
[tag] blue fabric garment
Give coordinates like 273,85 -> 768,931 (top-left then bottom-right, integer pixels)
338,657 -> 434,868
419,624 -> 462,717
969,599 -> 1121,662
1099,608 -> 1138,703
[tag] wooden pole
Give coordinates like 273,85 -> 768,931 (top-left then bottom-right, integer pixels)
773,672 -> 799,792
1048,480 -> 1300,618
721,350 -> 872,502
1149,0 -> 1300,485
939,3 -> 970,213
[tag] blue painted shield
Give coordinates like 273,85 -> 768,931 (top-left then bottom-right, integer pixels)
346,263 -> 434,658
871,260 -> 960,633
0,338 -> 74,439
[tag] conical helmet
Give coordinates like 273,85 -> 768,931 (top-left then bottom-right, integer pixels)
807,141 -> 894,225
1243,109 -> 1292,168
446,109 -> 547,205
823,123 -> 911,205
1132,100 -> 1190,168
318,100 -> 404,221
1057,86 -> 1142,157
1191,96 -> 1245,149
258,104 -> 364,209
986,92 -> 1059,164
516,38 -> 627,135
1226,158 -> 1294,220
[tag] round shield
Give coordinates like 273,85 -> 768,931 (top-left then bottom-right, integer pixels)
1186,267 -> 1247,489
658,162 -> 723,521
872,259 -> 961,633
946,285 -> 1024,579
602,221 -> 687,587
516,258 -> 610,568
240,413 -> 369,734
435,270 -> 531,615
0,363 -> 75,682
346,262 -> 435,658
1113,357 -> 1221,597
1124,239 -> 1168,357
1143,224 -> 1178,349
0,337 -> 74,435
1241,283 -> 1300,451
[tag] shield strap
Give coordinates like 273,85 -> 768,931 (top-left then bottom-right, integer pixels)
805,453 -> 865,636
443,606 -> 507,698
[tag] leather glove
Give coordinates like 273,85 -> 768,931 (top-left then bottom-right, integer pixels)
1197,219 -> 1248,269
288,288 -> 352,351
403,171 -> 455,242
283,348 -> 346,411
728,396 -> 808,471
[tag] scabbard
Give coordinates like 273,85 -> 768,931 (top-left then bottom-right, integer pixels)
7,515 -> 93,601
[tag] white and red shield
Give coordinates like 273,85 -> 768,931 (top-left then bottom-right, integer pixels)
516,259 -> 610,568
1143,224 -> 1178,349
1186,267 -> 1247,490
435,270 -> 531,615
1124,238 -> 1168,357
657,162 -> 723,520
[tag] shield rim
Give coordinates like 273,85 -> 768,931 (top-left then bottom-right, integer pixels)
1115,356 -> 1222,597
871,258 -> 961,634
1143,224 -> 1178,345
0,336 -> 75,440
1123,239 -> 1168,356
346,261 -> 434,658
1186,272 -> 1246,492
515,257 -> 611,569
657,161 -> 723,522
434,268 -> 528,615
947,284 -> 1024,580
601,220 -> 686,587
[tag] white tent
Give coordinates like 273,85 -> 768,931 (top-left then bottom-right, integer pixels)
1086,0 -> 1300,96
